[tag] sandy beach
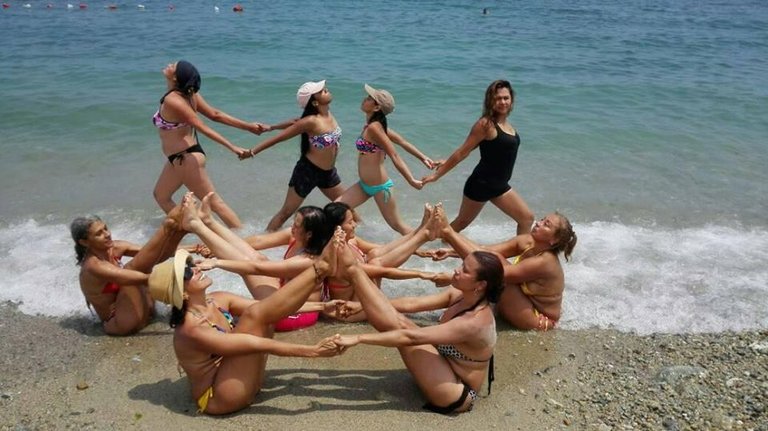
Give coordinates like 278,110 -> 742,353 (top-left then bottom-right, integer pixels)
1,302 -> 765,430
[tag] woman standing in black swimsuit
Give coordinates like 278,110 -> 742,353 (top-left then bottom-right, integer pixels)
422,80 -> 534,234
152,60 -> 274,229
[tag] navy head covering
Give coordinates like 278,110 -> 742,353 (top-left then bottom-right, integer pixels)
175,60 -> 201,96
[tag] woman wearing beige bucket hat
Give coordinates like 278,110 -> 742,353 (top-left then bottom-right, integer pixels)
148,225 -> 346,415
70,201 -> 188,335
335,84 -> 436,235
242,80 -> 347,232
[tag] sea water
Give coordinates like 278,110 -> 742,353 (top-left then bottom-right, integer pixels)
1,0 -> 766,334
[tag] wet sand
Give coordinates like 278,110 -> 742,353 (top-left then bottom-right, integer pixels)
1,302 -> 765,430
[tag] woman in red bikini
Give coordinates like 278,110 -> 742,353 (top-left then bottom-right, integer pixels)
70,200 -> 188,335
419,206 -> 577,331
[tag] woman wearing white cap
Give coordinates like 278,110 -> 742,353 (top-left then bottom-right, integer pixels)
335,84 -> 435,235
243,80 -> 346,232
421,80 -> 534,234
148,202 -> 345,415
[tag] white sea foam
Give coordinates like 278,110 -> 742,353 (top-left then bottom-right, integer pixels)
1,218 -> 766,335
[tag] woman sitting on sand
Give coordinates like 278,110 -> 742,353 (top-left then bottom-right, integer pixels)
70,202 -> 187,335
419,207 -> 577,331
243,80 -> 346,232
182,193 -> 333,332
148,201 -> 344,415
335,84 -> 435,234
321,202 -> 451,319
334,245 -> 502,414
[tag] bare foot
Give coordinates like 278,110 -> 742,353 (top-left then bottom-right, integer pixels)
199,192 -> 215,226
180,193 -> 202,232
316,228 -> 342,278
163,194 -> 192,232
427,202 -> 447,241
416,203 -> 434,232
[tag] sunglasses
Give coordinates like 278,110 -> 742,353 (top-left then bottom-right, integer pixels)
183,259 -> 194,281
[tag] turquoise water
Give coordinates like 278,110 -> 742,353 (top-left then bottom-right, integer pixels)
1,0 -> 767,333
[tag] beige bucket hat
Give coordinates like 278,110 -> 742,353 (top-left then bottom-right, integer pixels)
364,84 -> 395,115
148,249 -> 190,309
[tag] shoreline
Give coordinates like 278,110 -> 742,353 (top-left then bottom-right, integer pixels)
1,302 -> 766,430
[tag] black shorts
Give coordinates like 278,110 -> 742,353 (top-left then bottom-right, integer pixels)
288,156 -> 341,198
462,174 -> 511,202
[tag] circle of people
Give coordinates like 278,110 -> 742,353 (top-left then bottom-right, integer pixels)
70,60 -> 578,416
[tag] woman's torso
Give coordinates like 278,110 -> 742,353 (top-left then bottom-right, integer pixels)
438,299 -> 497,390
326,238 -> 367,301
355,124 -> 389,184
470,121 -> 520,183
78,253 -> 122,321
304,115 -> 341,170
513,248 -> 565,320
281,239 -> 323,301
154,91 -> 199,156
173,296 -> 235,397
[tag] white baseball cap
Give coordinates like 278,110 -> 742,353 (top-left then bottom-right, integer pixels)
296,80 -> 327,108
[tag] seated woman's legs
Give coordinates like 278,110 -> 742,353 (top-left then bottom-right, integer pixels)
200,235 -> 339,414
496,284 -> 546,330
366,203 -> 438,268
339,243 -> 472,411
182,195 -> 277,299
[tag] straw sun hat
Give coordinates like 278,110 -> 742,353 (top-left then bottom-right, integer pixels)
148,249 -> 190,309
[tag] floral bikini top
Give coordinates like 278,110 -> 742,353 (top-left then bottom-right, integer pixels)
308,126 -> 342,149
355,125 -> 383,154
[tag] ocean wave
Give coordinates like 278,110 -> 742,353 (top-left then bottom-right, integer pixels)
2,218 -> 766,335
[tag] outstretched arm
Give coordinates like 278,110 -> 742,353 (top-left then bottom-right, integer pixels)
182,326 -> 338,358
163,93 -> 249,157
247,116 -> 315,158
367,123 -> 422,189
195,93 -> 267,135
337,312 -> 482,348
422,118 -> 489,184
387,128 -> 435,169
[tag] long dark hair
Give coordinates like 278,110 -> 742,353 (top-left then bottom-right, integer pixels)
367,110 -> 388,133
296,206 -> 329,255
299,95 -> 320,156
323,201 -> 351,230
70,216 -> 102,265
169,302 -> 187,328
481,79 -> 514,121
471,251 -> 504,303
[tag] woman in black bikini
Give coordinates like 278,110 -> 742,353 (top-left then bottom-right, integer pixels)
422,80 -> 534,234
334,242 -> 502,414
152,60 -> 277,228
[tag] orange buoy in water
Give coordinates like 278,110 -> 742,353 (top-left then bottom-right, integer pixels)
233,4 -> 243,12
2,3 -> 10,8
79,3 -> 87,9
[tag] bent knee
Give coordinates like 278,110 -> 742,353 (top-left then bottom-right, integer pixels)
203,392 -> 253,415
